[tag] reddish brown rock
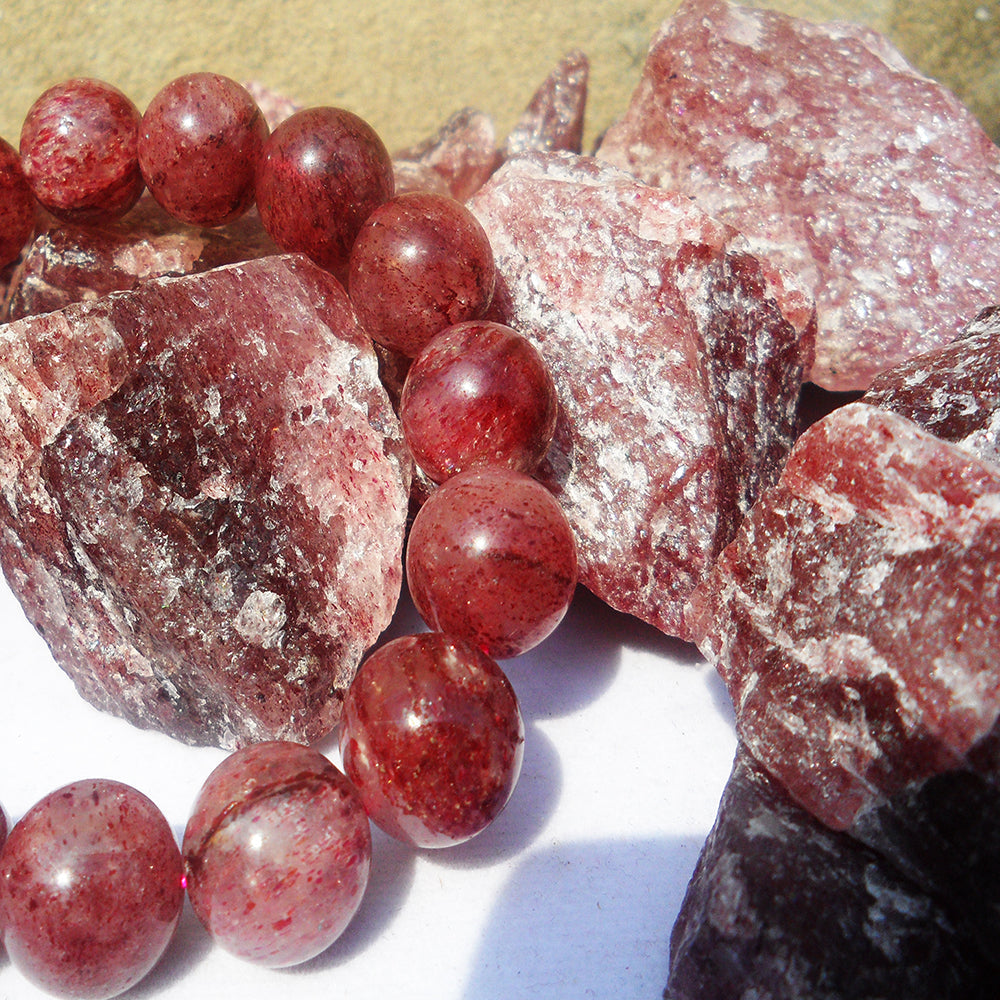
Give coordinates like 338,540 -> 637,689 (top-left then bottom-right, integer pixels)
667,747 -> 997,1000
597,0 -> 1000,391
392,108 -> 500,202
687,402 -> 1000,830
469,152 -> 814,637
501,50 -> 588,159
0,255 -> 411,748
2,195 -> 277,322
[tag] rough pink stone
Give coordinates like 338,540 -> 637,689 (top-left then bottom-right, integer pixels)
2,195 -> 277,322
597,0 -> 1000,392
864,304 -> 1000,465
241,80 -> 302,131
469,152 -> 814,637
392,108 -> 500,202
686,402 -> 1000,831
0,255 -> 411,748
501,50 -> 589,159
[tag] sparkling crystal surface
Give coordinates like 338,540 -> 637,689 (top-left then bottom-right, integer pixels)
406,467 -> 578,658
339,632 -> 524,847
139,73 -> 269,227
400,320 -> 557,482
183,741 -> 371,967
0,780 -> 184,1000
470,151 -> 814,638
19,78 -> 144,223
348,191 -> 495,357
597,0 -> 1000,390
0,137 -> 35,268
0,255 -> 411,748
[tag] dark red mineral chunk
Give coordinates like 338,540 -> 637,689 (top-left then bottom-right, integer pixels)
864,304 -> 1000,465
2,194 -> 277,323
501,50 -> 589,159
0,255 -> 411,748
667,748 -> 997,1000
469,152 -> 814,638
597,0 -> 1000,391
686,403 -> 1000,831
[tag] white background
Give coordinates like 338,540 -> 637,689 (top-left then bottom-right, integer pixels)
0,575 -> 736,1000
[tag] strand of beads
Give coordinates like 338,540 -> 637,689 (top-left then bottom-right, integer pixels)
0,71 -> 580,999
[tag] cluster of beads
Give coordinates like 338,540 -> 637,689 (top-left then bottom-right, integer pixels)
0,71 -> 580,998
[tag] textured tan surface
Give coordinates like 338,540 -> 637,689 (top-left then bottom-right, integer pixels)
1,1 -> 997,153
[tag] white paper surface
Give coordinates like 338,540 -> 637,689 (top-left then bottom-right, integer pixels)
0,578 -> 736,1000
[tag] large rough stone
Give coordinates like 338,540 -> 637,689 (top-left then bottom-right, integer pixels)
470,151 -> 814,638
0,254 -> 411,748
597,0 -> 1000,392
667,747 -> 997,1000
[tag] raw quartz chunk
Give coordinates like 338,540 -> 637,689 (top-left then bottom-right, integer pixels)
685,402 -> 1000,831
0,255 -> 410,748
597,0 -> 1000,391
1,195 -> 277,322
469,151 -> 814,638
666,747 -> 997,999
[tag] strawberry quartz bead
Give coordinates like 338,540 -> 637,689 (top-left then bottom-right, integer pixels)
183,741 -> 371,967
255,106 -> 394,279
0,137 -> 35,267
348,191 -> 496,357
138,72 -> 269,227
339,632 -> 524,848
407,468 -> 578,658
0,780 -> 184,1000
20,78 -> 144,223
400,320 -> 558,482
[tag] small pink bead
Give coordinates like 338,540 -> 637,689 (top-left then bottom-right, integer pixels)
340,632 -> 524,848
348,191 -> 495,356
139,73 -> 269,227
0,780 -> 184,1000
20,78 -> 144,223
0,137 -> 35,267
406,468 -> 578,658
183,741 -> 372,968
255,107 -> 394,279
400,320 -> 558,482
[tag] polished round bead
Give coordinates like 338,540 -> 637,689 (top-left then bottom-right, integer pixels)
400,320 -> 558,482
407,468 -> 578,658
183,741 -> 372,968
340,632 -> 524,848
0,780 -> 184,1000
139,72 -> 269,227
0,137 -> 35,267
20,78 -> 144,223
255,106 -> 394,278
348,191 -> 495,356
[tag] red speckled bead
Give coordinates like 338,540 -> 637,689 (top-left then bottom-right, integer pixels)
340,632 -> 524,848
183,741 -> 371,968
0,137 -> 35,267
255,106 -> 394,278
348,191 -> 495,356
406,468 -> 578,657
20,78 -> 144,223
400,320 -> 558,482
138,72 -> 269,227
0,780 -> 184,1000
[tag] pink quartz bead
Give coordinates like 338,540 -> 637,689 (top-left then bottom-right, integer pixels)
20,78 -> 144,223
0,137 -> 35,267
406,468 -> 578,657
348,191 -> 496,356
400,320 -> 558,482
255,106 -> 394,279
0,780 -> 184,1000
139,72 -> 269,227
183,741 -> 372,967
340,632 -> 524,848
